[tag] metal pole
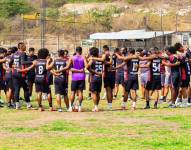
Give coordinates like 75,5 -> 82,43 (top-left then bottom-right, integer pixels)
176,13 -> 178,34
73,9 -> 77,50
41,0 -> 46,48
22,15 -> 25,42
160,9 -> 163,49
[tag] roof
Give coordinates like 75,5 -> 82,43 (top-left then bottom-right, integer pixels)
90,29 -> 175,40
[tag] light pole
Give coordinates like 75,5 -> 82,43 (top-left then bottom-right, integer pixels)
41,0 -> 46,48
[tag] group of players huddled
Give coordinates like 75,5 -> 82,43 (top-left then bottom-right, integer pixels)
0,42 -> 190,112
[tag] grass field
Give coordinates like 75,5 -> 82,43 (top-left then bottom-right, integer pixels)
0,84 -> 191,150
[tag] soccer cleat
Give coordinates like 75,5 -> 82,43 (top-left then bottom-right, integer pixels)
92,108 -> 99,112
168,103 -> 176,108
154,103 -> 158,109
58,108 -> 63,112
49,107 -> 56,111
175,102 -> 182,107
144,105 -> 150,109
121,106 -> 126,111
39,107 -> 45,112
15,102 -> 20,110
78,106 -> 82,112
26,103 -> 32,109
179,103 -> 188,108
187,103 -> 191,107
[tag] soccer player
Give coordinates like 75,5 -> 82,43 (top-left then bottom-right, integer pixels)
174,43 -> 190,107
3,47 -> 15,108
0,48 -> 7,107
114,48 -> 126,100
68,46 -> 86,112
12,42 -> 32,109
115,48 -> 139,110
86,47 -> 103,112
139,49 -> 151,100
90,45 -> 116,109
27,47 -> 37,100
52,49 -> 70,112
20,48 -> 54,111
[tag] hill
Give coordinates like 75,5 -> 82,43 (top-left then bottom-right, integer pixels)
1,0 -> 191,49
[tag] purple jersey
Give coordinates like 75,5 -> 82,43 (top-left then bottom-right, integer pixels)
72,55 -> 85,81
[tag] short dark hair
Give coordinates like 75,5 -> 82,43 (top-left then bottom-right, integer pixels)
114,48 -> 120,53
76,46 -> 82,54
103,45 -> 109,51
58,49 -> 65,57
29,47 -> 35,52
0,47 -> 7,54
174,43 -> 183,51
38,48 -> 49,59
129,48 -> 135,54
167,46 -> 176,54
136,48 -> 143,53
90,47 -> 99,57
11,47 -> 18,53
64,49 -> 69,56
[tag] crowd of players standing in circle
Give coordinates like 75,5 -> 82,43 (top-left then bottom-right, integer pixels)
0,42 -> 190,112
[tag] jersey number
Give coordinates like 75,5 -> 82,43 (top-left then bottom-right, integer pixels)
152,63 -> 160,72
38,66 -> 44,74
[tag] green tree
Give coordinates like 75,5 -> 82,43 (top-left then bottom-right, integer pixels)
0,0 -> 34,18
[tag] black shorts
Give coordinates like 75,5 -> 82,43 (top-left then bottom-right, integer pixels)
125,78 -> 138,92
180,80 -> 190,88
71,80 -> 85,91
35,81 -> 50,94
104,73 -> 115,89
0,80 -> 5,90
171,73 -> 180,89
90,78 -> 102,93
5,79 -> 13,90
115,73 -> 124,85
146,79 -> 162,91
27,76 -> 35,84
54,80 -> 68,96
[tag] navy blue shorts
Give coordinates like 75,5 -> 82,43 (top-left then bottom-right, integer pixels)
125,78 -> 138,92
104,73 -> 115,89
54,78 -> 68,96
5,78 -> 13,90
0,80 -> 5,90
180,79 -> 190,88
146,77 -> 162,91
35,78 -> 50,93
27,76 -> 35,84
115,73 -> 124,85
71,80 -> 85,91
90,77 -> 102,93
171,73 -> 180,89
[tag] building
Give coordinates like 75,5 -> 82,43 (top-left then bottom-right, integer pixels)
89,29 -> 191,50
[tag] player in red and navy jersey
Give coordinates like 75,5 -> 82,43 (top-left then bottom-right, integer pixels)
52,49 -> 70,112
86,47 -> 103,112
27,47 -> 37,100
11,43 -> 32,109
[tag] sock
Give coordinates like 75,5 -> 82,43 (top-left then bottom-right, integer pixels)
175,97 -> 181,103
160,96 -> 164,99
154,101 -> 158,105
146,101 -> 150,107
188,98 -> 191,103
122,102 -> 127,107
108,103 -> 112,109
49,102 -> 52,107
89,93 -> 91,97
95,105 -> 98,109
132,102 -> 136,108
163,96 -> 166,100
182,98 -> 188,104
